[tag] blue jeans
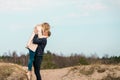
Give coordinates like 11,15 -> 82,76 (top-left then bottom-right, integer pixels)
28,49 -> 35,71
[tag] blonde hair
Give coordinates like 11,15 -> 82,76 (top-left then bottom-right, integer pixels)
41,22 -> 50,32
35,22 -> 51,37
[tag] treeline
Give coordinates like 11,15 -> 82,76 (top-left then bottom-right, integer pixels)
0,51 -> 120,69
0,51 -> 29,66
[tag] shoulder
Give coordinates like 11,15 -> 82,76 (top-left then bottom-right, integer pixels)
39,38 -> 47,41
41,38 -> 47,44
43,38 -> 47,41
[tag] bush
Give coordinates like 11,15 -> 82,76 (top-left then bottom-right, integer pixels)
79,57 -> 89,65
102,74 -> 120,80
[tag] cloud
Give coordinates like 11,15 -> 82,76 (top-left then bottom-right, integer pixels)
82,3 -> 107,11
61,2 -> 107,19
7,24 -> 25,31
0,0 -> 57,11
68,1 -> 108,18
0,0 -> 80,11
1,0 -> 118,13
0,0 -> 108,12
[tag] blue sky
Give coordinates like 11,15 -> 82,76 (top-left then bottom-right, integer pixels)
0,0 -> 120,57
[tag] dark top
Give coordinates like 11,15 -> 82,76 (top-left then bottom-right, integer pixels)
33,34 -> 47,56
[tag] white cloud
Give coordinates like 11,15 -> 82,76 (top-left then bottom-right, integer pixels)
68,1 -> 108,18
8,24 -> 25,31
0,0 -> 108,12
1,0 -> 118,13
0,0 -> 58,11
82,3 -> 107,11
0,0 -> 81,11
61,2 -> 107,19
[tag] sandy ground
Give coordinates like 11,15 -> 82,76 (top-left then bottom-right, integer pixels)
1,63 -> 120,80
31,67 -> 70,80
30,64 -> 120,80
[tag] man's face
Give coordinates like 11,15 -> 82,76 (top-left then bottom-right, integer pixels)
43,31 -> 48,37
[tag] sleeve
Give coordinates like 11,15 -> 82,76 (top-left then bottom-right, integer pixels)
33,34 -> 43,44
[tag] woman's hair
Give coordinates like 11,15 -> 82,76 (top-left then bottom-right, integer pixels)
41,22 -> 50,31
35,22 -> 51,36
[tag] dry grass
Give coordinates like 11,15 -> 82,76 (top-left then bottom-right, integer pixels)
67,65 -> 95,76
0,62 -> 28,80
0,65 -> 13,79
79,66 -> 94,75
62,64 -> 120,80
97,68 -> 106,73
102,74 -> 120,80
1,62 -> 120,80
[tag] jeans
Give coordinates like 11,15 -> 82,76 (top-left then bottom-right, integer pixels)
33,55 -> 43,80
28,49 -> 35,71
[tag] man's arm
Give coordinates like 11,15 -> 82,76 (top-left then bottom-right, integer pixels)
33,34 -> 43,44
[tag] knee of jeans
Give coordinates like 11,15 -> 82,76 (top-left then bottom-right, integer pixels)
29,58 -> 34,62
32,58 -> 34,61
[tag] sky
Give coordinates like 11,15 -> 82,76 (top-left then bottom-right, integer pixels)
0,0 -> 120,57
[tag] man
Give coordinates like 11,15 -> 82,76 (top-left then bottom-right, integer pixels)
33,28 -> 51,80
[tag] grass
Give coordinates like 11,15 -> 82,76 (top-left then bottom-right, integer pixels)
0,62 -> 28,80
68,65 -> 95,76
0,65 -> 13,80
102,74 -> 120,80
79,66 -> 94,75
56,64 -> 120,80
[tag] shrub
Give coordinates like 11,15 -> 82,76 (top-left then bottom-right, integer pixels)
102,74 -> 120,80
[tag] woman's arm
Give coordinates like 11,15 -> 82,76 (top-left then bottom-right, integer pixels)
32,27 -> 42,44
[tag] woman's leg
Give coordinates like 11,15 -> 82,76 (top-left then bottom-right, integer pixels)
28,49 -> 35,71
27,49 -> 35,80
33,55 -> 43,80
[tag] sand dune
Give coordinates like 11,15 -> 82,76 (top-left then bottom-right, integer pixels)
31,64 -> 120,80
0,62 -> 28,80
1,63 -> 120,80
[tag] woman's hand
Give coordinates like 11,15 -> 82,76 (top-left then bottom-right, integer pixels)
34,27 -> 38,34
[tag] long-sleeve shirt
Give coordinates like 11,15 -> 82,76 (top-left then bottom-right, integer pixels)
33,34 -> 47,56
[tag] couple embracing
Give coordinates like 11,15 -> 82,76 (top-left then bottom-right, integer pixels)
26,22 -> 51,80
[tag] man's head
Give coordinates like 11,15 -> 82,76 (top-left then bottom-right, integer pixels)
43,30 -> 51,38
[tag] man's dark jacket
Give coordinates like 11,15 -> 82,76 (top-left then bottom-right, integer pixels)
33,34 -> 47,56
